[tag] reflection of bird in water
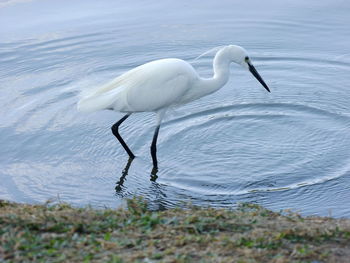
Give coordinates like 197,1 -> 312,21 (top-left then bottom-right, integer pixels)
115,157 -> 158,194
115,158 -> 167,209
115,157 -> 134,192
78,45 -> 270,171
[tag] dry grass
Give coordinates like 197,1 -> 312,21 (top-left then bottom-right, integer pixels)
1,198 -> 350,262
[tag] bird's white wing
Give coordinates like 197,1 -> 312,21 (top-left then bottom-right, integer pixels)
124,67 -> 194,111
78,59 -> 197,113
77,65 -> 146,112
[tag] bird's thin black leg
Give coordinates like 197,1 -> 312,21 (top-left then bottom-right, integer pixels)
111,114 -> 135,159
150,124 -> 161,170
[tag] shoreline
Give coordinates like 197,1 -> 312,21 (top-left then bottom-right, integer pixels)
1,198 -> 350,262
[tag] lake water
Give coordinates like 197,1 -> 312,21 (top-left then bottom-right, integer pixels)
1,0 -> 350,217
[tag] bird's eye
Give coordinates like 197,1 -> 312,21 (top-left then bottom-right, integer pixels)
245,56 -> 249,62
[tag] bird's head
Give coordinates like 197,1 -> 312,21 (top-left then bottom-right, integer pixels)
224,45 -> 270,92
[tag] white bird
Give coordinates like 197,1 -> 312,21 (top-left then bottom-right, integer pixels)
77,45 -> 270,171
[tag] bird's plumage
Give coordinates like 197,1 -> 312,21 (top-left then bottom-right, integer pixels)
77,58 -> 199,113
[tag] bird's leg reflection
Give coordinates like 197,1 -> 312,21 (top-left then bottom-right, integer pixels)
115,157 -> 134,192
150,166 -> 158,182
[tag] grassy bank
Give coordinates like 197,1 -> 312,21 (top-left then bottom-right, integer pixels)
1,199 -> 350,262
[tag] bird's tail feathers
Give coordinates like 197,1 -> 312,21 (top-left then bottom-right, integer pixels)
77,88 -> 123,112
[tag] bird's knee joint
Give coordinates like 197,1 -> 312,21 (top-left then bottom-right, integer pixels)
111,124 -> 119,133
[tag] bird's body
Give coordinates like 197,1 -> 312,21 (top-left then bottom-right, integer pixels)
78,59 -> 199,113
78,45 -> 270,170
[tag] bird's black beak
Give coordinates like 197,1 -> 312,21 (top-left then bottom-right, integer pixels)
248,63 -> 270,92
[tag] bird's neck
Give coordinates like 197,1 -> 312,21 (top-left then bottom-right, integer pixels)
200,51 -> 231,96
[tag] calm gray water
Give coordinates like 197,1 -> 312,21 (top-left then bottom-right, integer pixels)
1,0 -> 350,217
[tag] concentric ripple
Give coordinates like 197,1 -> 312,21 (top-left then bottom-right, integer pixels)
155,103 -> 350,196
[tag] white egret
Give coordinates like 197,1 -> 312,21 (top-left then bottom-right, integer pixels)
77,45 -> 270,170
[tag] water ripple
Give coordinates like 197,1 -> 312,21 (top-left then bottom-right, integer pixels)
154,103 -> 350,196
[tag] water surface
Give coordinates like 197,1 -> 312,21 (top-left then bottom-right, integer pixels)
1,0 -> 350,217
